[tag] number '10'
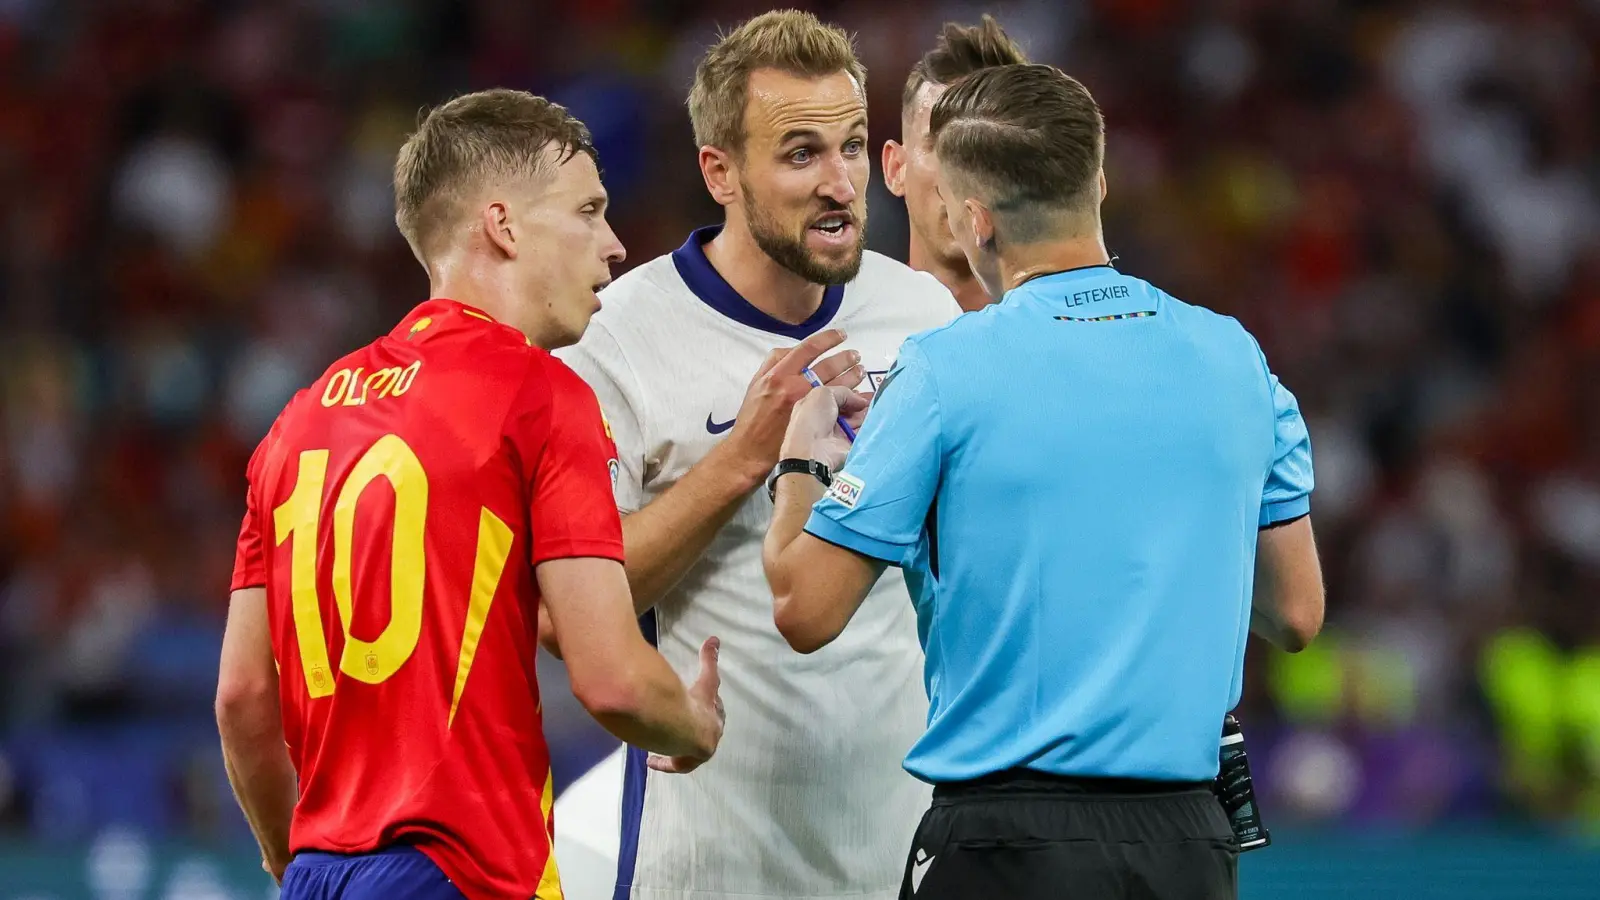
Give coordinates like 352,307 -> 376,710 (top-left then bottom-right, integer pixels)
272,434 -> 514,727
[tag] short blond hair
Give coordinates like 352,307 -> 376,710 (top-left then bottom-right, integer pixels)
393,89 -> 596,260
688,10 -> 866,155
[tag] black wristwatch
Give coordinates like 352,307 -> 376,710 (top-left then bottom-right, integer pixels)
767,458 -> 832,501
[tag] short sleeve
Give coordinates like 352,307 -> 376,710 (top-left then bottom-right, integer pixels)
805,340 -> 942,565
230,436 -> 270,591
553,321 -> 649,514
520,356 -> 626,565
1259,362 -> 1314,527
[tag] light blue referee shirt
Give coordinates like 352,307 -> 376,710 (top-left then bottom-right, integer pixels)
805,264 -> 1313,784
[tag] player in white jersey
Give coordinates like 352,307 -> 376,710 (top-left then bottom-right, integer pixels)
882,15 -> 1028,312
549,10 -> 960,900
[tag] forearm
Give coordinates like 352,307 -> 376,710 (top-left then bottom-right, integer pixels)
586,654 -> 710,758
762,471 -> 826,603
218,705 -> 297,873
765,474 -> 877,654
622,441 -> 767,612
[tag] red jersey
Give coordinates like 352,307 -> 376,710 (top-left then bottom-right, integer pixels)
231,299 -> 623,899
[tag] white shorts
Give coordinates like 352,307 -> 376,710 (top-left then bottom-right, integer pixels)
554,746 -> 626,900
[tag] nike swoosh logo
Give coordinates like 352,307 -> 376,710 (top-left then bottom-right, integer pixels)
705,414 -> 736,434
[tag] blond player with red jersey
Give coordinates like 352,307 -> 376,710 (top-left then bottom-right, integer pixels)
216,90 -> 725,900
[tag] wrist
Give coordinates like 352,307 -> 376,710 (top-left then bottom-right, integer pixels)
710,438 -> 772,494
692,702 -> 719,757
768,458 -> 831,503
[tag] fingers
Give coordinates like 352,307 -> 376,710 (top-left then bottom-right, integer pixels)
647,754 -> 682,773
772,329 -> 847,378
832,386 -> 870,416
810,348 -> 862,386
647,754 -> 702,775
695,636 -> 721,691
753,348 -> 787,379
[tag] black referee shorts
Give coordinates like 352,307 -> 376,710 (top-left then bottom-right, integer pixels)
899,770 -> 1238,900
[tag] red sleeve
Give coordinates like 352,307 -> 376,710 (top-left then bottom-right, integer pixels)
230,435 -> 270,591
518,354 -> 625,565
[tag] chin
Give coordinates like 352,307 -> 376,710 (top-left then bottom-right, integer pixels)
813,253 -> 863,285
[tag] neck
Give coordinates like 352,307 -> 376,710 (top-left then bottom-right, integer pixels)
704,220 -> 827,326
428,256 -> 551,347
909,240 -> 992,313
998,231 -> 1112,295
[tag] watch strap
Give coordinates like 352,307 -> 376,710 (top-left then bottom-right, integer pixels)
767,458 -> 832,502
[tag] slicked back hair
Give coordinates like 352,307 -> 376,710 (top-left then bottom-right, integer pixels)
930,64 -> 1106,242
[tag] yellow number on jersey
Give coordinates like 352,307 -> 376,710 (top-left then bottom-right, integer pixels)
272,435 -> 514,725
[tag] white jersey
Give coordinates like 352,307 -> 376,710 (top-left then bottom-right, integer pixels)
554,228 -> 960,900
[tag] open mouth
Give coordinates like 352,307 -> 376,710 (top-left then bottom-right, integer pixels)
809,213 -> 855,240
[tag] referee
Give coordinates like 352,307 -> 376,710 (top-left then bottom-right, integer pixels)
761,64 -> 1325,900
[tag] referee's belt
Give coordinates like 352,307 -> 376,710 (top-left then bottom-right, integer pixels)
933,768 -> 1211,800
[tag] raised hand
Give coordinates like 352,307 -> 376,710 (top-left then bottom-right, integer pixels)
722,329 -> 864,475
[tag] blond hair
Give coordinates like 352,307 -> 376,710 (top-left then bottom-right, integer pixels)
688,10 -> 866,155
393,89 -> 596,260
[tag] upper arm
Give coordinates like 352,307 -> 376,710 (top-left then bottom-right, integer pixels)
536,556 -> 649,695
804,341 -> 944,565
218,587 -> 277,704
554,322 -> 649,514
515,357 -> 627,566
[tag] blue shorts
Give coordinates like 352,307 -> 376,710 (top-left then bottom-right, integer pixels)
280,845 -> 465,900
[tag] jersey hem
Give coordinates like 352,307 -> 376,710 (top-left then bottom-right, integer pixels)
1259,495 -> 1310,527
803,515 -> 905,565
531,539 -> 627,565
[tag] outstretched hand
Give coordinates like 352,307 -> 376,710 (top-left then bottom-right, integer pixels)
647,636 -> 725,775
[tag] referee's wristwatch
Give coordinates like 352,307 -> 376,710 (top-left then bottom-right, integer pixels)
767,458 -> 832,502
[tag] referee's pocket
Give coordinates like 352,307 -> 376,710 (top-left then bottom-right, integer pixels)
910,838 -> 1069,899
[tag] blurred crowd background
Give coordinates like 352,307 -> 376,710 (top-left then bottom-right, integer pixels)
2,0 -> 1600,895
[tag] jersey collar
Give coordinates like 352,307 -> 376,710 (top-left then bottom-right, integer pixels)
391,299 -> 514,340
670,225 -> 845,339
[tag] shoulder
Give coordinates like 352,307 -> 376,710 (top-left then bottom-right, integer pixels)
522,348 -> 602,408
1145,279 -> 1262,355
592,254 -> 688,320
853,251 -> 957,301
843,252 -> 962,330
561,254 -> 687,364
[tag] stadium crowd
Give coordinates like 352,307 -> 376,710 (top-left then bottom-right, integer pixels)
0,0 -> 1597,846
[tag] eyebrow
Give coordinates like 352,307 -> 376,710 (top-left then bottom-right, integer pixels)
779,118 -> 869,145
